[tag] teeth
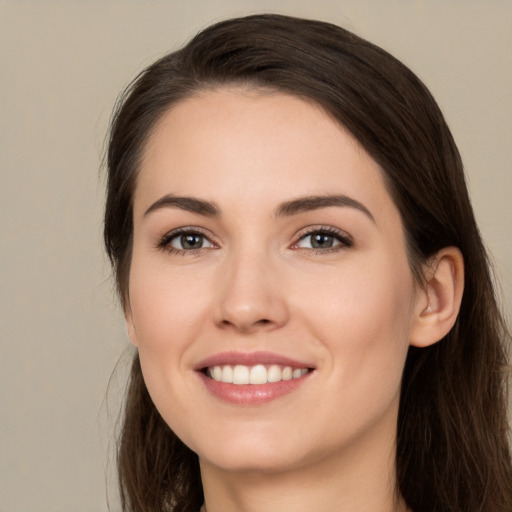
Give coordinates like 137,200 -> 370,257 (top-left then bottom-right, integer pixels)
207,364 -> 309,385
282,366 -> 293,381
221,365 -> 233,383
267,364 -> 282,383
249,364 -> 267,384
233,365 -> 249,384
212,366 -> 222,381
292,368 -> 303,379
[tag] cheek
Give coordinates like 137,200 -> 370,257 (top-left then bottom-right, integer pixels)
127,271 -> 209,432
299,255 -> 415,382
127,259 -> 209,425
128,255 -> 208,349
304,252 -> 413,321
295,262 -> 414,443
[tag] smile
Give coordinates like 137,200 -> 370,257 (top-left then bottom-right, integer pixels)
206,364 -> 310,385
196,351 -> 315,405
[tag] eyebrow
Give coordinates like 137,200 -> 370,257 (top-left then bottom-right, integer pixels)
275,195 -> 375,222
144,194 -> 220,218
143,193 -> 374,223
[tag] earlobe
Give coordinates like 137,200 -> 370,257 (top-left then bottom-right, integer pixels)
124,304 -> 139,347
410,247 -> 465,348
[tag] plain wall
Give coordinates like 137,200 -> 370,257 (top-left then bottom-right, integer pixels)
0,1 -> 510,511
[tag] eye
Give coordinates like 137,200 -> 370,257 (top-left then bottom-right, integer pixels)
298,232 -> 339,249
171,233 -> 213,250
158,229 -> 216,253
293,227 -> 353,252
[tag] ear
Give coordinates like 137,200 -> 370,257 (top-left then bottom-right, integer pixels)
124,301 -> 139,347
409,247 -> 464,348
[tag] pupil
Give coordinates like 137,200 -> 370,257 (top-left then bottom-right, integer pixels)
181,234 -> 202,249
311,233 -> 333,248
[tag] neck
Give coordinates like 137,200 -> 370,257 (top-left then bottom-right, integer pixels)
200,410 -> 407,512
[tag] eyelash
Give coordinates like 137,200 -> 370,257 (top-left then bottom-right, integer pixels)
157,225 -> 353,255
293,226 -> 353,254
157,227 -> 216,255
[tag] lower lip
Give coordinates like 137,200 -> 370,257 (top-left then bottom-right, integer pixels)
198,371 -> 312,405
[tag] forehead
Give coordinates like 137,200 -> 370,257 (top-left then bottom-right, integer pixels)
135,87 -> 397,223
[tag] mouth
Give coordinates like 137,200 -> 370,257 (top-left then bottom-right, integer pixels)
203,364 -> 312,385
195,351 -> 315,405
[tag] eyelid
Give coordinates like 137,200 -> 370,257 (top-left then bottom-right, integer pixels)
290,225 -> 354,250
155,224 -> 353,254
157,226 -> 219,253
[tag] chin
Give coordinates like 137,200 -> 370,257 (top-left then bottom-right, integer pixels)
192,425 -> 309,474
201,448 -> 306,475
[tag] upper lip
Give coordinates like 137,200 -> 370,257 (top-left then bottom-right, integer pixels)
194,351 -> 315,370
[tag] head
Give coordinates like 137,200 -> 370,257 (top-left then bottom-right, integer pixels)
104,14 -> 511,512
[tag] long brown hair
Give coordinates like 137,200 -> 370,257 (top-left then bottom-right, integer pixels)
104,14 -> 511,512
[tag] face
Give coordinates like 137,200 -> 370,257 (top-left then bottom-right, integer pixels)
127,88 -> 422,475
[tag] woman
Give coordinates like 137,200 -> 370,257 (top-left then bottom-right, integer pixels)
104,14 -> 511,512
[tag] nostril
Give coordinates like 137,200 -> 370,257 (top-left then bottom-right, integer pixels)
219,317 -> 273,331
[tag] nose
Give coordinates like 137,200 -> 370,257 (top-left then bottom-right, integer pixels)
213,248 -> 289,334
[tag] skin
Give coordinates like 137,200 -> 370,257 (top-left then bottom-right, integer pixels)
126,88 -> 463,512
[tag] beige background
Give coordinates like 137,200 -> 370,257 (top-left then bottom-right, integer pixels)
0,1 -> 510,511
